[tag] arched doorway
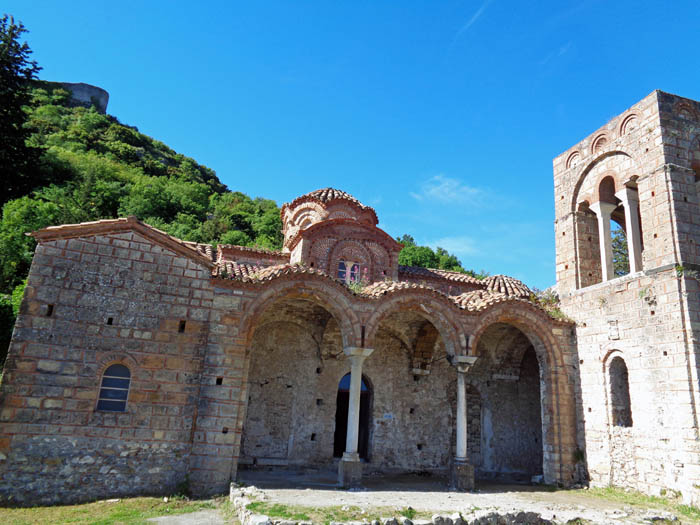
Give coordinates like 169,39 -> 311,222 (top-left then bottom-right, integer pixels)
333,373 -> 371,459
475,322 -> 544,482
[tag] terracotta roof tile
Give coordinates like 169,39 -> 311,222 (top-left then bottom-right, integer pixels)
182,241 -> 215,261
452,290 -> 511,311
399,265 -> 484,285
281,187 -> 378,223
217,244 -> 288,259
214,262 -> 330,282
483,275 -> 532,298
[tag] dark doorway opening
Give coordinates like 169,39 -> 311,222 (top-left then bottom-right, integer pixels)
333,373 -> 371,459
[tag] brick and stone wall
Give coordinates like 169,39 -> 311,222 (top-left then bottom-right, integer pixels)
0,230 -> 216,504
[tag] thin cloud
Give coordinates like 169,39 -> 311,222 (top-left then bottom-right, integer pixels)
540,40 -> 573,66
452,0 -> 494,44
410,174 -> 484,205
428,235 -> 481,257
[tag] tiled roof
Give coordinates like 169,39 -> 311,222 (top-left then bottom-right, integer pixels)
281,187 -> 378,223
217,244 -> 289,263
215,262 -> 330,282
453,290 -> 511,312
183,241 -> 215,261
483,275 -> 532,298
360,280 -> 440,297
399,265 -> 484,285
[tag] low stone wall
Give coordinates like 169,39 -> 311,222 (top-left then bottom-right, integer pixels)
0,435 -> 189,505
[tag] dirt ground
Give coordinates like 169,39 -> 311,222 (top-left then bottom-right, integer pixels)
237,470 -> 686,524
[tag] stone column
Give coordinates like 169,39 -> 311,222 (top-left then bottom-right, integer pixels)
589,201 -> 617,281
338,346 -> 374,487
615,188 -> 643,273
451,355 -> 478,491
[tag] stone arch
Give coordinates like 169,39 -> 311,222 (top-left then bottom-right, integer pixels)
471,301 -> 576,485
570,150 -> 634,214
566,150 -> 581,170
328,239 -> 373,281
238,276 -> 362,349
619,112 -> 640,136
364,290 -> 466,358
591,132 -> 611,155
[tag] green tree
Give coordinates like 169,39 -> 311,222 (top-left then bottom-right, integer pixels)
0,14 -> 42,204
612,223 -> 630,276
396,233 -> 488,278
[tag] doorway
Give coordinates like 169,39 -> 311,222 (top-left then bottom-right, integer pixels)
333,373 -> 371,459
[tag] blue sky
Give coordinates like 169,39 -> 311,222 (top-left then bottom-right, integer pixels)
6,1 -> 700,289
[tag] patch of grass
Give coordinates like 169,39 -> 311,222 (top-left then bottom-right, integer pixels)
586,486 -> 700,522
0,495 -> 217,525
240,501 -> 433,525
247,501 -> 311,521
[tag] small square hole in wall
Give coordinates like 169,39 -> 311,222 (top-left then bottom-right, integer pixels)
579,359 -> 584,364
413,375 -> 420,382
310,262 -> 314,267
178,320 -> 186,333
663,351 -> 668,356
685,196 -> 688,202
565,264 -> 569,270
107,317 -> 113,325
216,377 -> 223,385
316,367 -> 322,374
588,407 -> 592,412
316,398 -> 323,406
46,304 -> 54,317
416,443 -> 423,451
654,233 -> 658,239
562,232 -> 566,236
651,310 -> 655,316
652,191 -> 655,197
310,433 -> 316,441
409,407 -> 415,414
222,427 -> 229,434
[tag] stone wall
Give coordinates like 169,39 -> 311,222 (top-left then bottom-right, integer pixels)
0,231 -> 214,504
553,90 -> 700,502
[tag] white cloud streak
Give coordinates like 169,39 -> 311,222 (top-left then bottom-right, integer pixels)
453,0 -> 494,43
410,174 -> 484,205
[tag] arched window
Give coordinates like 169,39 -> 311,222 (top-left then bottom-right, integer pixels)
609,356 -> 632,427
337,260 -> 361,284
97,364 -> 131,412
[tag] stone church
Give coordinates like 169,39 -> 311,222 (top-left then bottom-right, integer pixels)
0,90 -> 699,506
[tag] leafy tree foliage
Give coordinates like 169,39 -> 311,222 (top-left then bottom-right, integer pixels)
397,234 -> 488,279
0,15 -> 42,204
612,223 -> 630,276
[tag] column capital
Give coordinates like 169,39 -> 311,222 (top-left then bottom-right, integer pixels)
453,355 -> 478,373
615,187 -> 639,204
589,200 -> 617,218
343,347 -> 374,358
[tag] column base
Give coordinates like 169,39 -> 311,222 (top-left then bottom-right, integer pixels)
338,456 -> 363,488
451,460 -> 475,491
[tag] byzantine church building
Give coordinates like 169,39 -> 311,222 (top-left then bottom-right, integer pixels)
1,89 -> 700,506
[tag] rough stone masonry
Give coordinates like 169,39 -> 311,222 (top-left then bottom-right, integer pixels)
0,90 -> 699,506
